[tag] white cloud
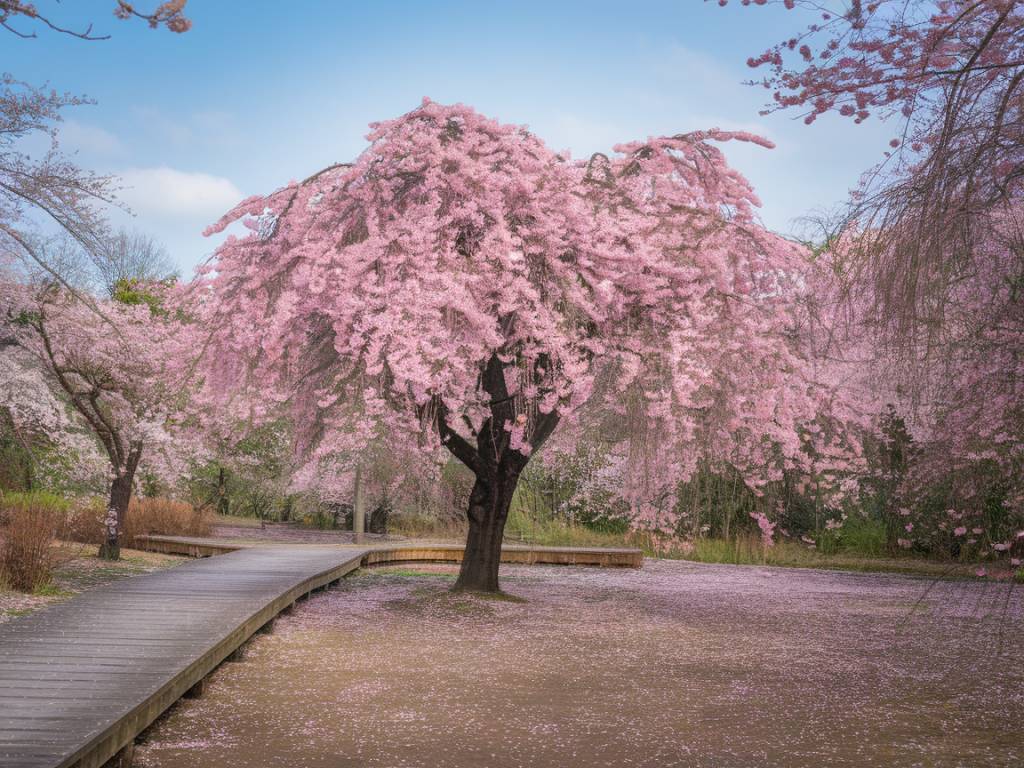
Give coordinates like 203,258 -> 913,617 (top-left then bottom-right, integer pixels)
117,166 -> 243,219
58,120 -> 124,155
110,167 -> 245,276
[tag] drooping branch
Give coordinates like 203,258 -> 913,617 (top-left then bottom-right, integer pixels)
428,396 -> 482,475
0,0 -> 191,39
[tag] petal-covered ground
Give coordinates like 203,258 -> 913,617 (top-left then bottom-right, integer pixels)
136,561 -> 1023,768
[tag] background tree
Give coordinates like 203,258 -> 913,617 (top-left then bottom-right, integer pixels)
2,267 -> 188,559
724,0 -> 1023,342
1,0 -> 192,526
724,0 -> 1024,565
195,100 -> 860,591
90,228 -> 177,298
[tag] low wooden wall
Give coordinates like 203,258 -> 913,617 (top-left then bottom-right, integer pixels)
135,535 -> 645,569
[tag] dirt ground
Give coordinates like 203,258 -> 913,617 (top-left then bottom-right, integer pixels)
0,546 -> 185,623
134,560 -> 1024,768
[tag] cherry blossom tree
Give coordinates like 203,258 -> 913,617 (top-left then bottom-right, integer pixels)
0,0 -> 192,533
723,0 -> 1023,339
725,0 -> 1024,567
887,207 -> 1024,559
195,100 -> 859,591
0,340 -> 108,492
1,271 -> 189,559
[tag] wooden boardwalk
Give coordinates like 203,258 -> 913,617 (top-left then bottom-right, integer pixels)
0,540 -> 642,768
136,534 -> 645,568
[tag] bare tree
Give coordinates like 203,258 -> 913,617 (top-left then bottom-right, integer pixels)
0,76 -> 115,296
90,229 -> 177,297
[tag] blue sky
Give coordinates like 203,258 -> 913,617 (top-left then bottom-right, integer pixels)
12,0 -> 895,274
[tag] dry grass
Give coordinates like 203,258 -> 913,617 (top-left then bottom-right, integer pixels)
69,497 -> 212,547
126,497 -> 212,541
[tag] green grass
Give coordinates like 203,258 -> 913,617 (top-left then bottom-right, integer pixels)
816,516 -> 889,558
372,567 -> 457,580
31,582 -> 71,597
501,507 -> 1012,581
503,506 -> 635,548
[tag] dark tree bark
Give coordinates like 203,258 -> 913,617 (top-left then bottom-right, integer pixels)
98,448 -> 141,561
455,461 -> 523,592
431,353 -> 562,593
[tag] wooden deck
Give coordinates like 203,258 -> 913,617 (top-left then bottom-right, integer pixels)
0,539 -> 642,767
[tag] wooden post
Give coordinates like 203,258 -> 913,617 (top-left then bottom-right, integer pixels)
105,741 -> 134,768
184,678 -> 207,698
353,463 -> 366,540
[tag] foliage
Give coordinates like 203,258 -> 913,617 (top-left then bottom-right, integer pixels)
111,277 -> 174,315
184,420 -> 294,523
0,407 -> 33,491
815,514 -> 888,558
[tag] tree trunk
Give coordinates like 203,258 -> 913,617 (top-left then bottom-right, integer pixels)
353,463 -> 366,539
455,463 -> 520,593
99,470 -> 134,561
216,466 -> 230,516
432,353 -> 561,593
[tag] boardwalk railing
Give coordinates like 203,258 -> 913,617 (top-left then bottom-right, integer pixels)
0,538 -> 641,768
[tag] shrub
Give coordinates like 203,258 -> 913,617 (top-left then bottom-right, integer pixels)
0,492 -> 71,592
66,496 -> 211,546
